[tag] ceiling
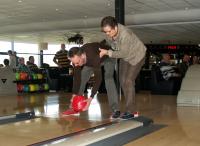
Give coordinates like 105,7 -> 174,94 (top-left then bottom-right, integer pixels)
0,0 -> 200,44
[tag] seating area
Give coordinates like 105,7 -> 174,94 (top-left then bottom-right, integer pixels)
46,67 -> 73,91
150,65 -> 181,95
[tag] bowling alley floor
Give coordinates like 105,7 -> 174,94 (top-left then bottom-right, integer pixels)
0,90 -> 200,146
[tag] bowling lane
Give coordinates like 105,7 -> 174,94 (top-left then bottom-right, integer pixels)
0,92 -> 112,146
0,116 -> 112,146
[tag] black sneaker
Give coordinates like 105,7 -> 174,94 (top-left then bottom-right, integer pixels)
111,110 -> 121,119
121,112 -> 134,120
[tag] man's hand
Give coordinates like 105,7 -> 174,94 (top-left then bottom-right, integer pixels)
99,48 -> 108,58
82,97 -> 93,111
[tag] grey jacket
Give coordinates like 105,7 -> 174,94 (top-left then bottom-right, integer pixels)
107,24 -> 146,66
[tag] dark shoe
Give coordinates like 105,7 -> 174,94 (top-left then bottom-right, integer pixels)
111,110 -> 121,119
121,112 -> 134,120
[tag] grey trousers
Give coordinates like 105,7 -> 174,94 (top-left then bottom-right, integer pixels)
78,66 -> 94,96
119,58 -> 145,112
103,58 -> 119,112
79,58 -> 119,112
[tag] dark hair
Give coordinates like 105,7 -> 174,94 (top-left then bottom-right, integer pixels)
101,16 -> 118,29
4,59 -> 9,66
68,47 -> 84,58
7,50 -> 12,55
29,56 -> 34,60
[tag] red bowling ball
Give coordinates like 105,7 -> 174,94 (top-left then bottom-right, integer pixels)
20,72 -> 28,80
72,95 -> 87,112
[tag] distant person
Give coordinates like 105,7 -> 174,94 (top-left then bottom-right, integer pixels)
159,53 -> 180,80
13,51 -> 19,67
26,56 -> 39,73
192,56 -> 199,65
177,54 -> 190,78
18,57 -> 31,73
3,59 -> 14,72
53,44 -> 72,90
8,50 -> 16,69
53,44 -> 71,68
3,59 -> 9,67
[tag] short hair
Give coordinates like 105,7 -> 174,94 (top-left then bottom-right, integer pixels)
3,59 -> 9,66
7,50 -> 12,55
68,47 -> 84,58
101,16 -> 118,29
18,57 -> 24,62
61,43 -> 65,48
29,56 -> 34,60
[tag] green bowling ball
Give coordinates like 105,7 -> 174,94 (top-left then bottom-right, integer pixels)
43,83 -> 49,91
15,72 -> 20,80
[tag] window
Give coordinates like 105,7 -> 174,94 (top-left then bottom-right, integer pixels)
0,41 -> 11,65
43,43 -> 80,66
43,44 -> 60,66
14,43 -> 39,66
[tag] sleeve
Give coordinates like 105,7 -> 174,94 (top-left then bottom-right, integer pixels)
72,66 -> 82,94
90,67 -> 102,98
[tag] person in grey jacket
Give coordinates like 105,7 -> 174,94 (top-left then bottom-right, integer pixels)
99,16 -> 147,119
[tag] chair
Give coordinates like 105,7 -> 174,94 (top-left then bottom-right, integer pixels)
46,67 -> 59,90
150,65 -> 179,95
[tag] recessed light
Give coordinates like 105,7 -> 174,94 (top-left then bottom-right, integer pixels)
56,8 -> 59,11
107,0 -> 111,6
18,0 -> 22,3
16,35 -> 29,38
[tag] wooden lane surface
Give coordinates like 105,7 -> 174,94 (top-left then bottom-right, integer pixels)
0,92 -> 112,146
124,94 -> 200,146
1,91 -> 200,146
0,116 -> 112,146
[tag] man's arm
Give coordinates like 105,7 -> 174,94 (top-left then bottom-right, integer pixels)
53,56 -> 59,65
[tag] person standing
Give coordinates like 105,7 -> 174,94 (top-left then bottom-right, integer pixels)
99,16 -> 146,119
53,44 -> 71,68
53,43 -> 71,90
13,51 -> 19,67
8,50 -> 16,69
177,54 -> 190,78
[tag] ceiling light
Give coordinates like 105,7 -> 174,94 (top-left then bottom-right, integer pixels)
55,8 -> 59,11
107,0 -> 111,6
18,0 -> 22,3
16,35 -> 29,38
185,7 -> 189,10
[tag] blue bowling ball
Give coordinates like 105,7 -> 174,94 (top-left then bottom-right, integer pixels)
23,84 -> 29,92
